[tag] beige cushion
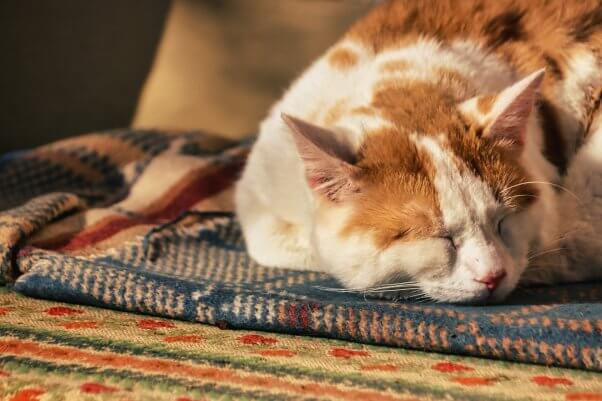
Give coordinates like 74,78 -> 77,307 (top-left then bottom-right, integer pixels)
133,0 -> 373,140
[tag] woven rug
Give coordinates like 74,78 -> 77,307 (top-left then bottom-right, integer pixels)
0,130 -> 600,372
1,287 -> 601,401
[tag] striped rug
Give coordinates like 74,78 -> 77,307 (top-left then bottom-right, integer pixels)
1,287 -> 601,401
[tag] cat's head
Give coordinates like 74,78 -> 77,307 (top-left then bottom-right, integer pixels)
283,69 -> 550,304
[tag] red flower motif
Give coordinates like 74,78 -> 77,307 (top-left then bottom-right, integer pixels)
432,362 -> 475,372
176,397 -> 205,401
45,306 -> 83,316
531,375 -> 573,387
9,389 -> 45,401
566,393 -> 602,401
361,363 -> 399,372
0,370 -> 10,377
238,334 -> 278,345
163,335 -> 203,343
80,382 -> 119,394
137,319 -> 176,330
254,349 -> 296,357
59,321 -> 98,329
0,307 -> 12,316
329,347 -> 370,359
451,377 -> 498,386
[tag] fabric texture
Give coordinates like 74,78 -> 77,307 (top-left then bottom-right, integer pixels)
1,287 -> 601,401
0,130 -> 600,373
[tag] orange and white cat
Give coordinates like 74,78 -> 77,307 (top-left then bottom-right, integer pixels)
235,0 -> 602,303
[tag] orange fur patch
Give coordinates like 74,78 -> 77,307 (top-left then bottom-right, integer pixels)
328,48 -> 359,70
477,94 -> 497,114
351,106 -> 378,117
379,59 -> 411,73
324,99 -> 349,126
435,68 -> 471,100
340,129 -> 442,249
371,81 -> 465,134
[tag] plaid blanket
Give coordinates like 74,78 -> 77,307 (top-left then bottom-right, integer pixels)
0,130 -> 600,371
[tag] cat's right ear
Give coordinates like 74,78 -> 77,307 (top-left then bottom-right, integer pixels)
459,69 -> 545,151
281,113 -> 361,203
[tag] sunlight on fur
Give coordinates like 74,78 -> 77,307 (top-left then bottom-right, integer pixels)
236,0 -> 602,304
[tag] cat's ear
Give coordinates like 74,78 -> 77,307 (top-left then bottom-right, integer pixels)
460,69 -> 545,150
281,113 -> 361,202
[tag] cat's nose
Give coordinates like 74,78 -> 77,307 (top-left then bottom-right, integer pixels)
474,271 -> 507,291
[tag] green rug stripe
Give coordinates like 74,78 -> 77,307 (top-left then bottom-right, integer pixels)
0,355 -> 302,401
0,323 -> 517,401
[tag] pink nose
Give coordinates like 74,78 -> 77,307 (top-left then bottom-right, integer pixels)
475,271 -> 507,291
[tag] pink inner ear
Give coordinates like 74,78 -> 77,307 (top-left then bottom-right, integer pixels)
488,98 -> 531,147
281,113 -> 361,202
487,69 -> 545,148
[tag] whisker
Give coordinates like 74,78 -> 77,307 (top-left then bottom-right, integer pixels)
364,282 -> 421,291
543,233 -> 574,247
413,296 -> 432,304
314,281 -> 422,294
364,286 -> 423,294
401,289 -> 431,302
528,247 -> 567,260
506,194 -> 539,199
501,181 -> 580,201
316,282 -> 434,303
367,283 -> 422,290
344,281 -> 420,291
313,287 -> 370,293
505,194 -> 540,203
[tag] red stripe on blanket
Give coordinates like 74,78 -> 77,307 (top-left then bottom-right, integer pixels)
46,159 -> 244,251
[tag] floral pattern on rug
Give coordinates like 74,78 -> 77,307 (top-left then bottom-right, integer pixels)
0,288 -> 600,401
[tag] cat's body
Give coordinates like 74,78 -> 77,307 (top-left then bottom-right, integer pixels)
235,0 -> 602,303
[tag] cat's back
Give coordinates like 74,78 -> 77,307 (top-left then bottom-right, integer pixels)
349,0 -> 601,63
290,0 -> 602,130
350,1 -> 601,108
329,0 -> 602,164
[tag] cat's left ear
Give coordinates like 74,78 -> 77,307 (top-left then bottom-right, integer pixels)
459,69 -> 545,150
281,113 -> 362,203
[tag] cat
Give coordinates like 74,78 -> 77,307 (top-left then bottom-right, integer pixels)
235,0 -> 602,304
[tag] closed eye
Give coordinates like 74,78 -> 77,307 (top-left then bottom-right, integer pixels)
497,215 -> 511,244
